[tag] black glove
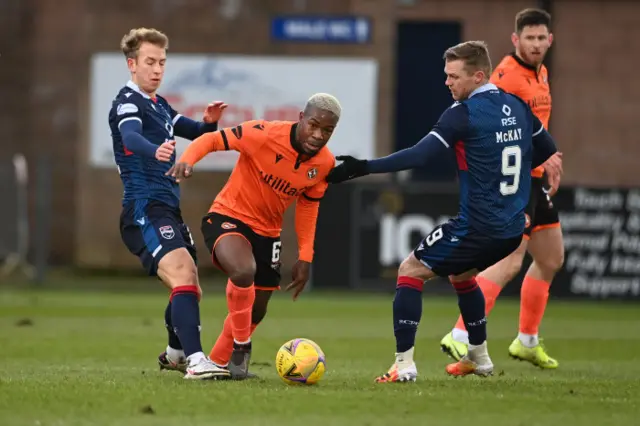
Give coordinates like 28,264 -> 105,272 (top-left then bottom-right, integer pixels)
326,155 -> 369,184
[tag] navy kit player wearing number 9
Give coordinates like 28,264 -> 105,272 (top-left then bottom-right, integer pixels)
329,84 -> 556,275
327,40 -> 561,383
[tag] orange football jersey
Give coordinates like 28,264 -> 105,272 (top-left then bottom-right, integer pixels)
179,120 -> 335,262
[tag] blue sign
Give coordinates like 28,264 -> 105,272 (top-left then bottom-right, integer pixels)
271,16 -> 372,44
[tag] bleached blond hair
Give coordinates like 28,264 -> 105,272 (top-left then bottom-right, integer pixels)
304,93 -> 342,119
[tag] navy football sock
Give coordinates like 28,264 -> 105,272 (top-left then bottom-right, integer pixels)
170,286 -> 203,358
393,276 -> 424,353
164,302 -> 182,350
451,278 -> 487,345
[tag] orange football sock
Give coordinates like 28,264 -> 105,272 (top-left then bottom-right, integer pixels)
519,275 -> 550,335
454,276 -> 502,331
226,280 -> 255,344
209,315 -> 259,366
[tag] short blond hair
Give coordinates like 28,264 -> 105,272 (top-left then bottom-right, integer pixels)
120,28 -> 169,59
305,93 -> 342,119
443,40 -> 492,77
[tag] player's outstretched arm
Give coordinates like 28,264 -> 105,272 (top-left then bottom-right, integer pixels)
326,105 -> 464,184
167,120 -> 268,181
326,134 -> 450,184
165,131 -> 223,181
172,102 -> 228,140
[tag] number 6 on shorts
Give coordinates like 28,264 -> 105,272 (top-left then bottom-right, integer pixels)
271,241 -> 282,263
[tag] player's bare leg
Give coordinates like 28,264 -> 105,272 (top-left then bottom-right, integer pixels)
509,225 -> 563,368
441,239 -> 528,360
157,248 -> 230,380
375,253 -> 437,383
210,289 -> 272,379
211,234 -> 257,379
444,269 -> 494,377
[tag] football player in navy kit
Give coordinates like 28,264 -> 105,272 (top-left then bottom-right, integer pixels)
327,41 -> 562,382
108,27 -> 229,380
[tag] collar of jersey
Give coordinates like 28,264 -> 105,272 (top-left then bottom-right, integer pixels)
469,83 -> 498,98
126,80 -> 152,99
510,52 -> 539,74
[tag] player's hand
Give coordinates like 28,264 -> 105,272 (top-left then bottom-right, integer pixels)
546,178 -> 560,197
543,152 -> 563,195
155,140 -> 176,162
326,155 -> 369,184
165,161 -> 193,182
285,260 -> 311,301
203,101 -> 228,123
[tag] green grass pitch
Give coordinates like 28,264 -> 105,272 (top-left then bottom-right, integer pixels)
0,280 -> 638,425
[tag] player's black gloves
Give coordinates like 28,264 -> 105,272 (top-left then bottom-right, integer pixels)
326,155 -> 369,184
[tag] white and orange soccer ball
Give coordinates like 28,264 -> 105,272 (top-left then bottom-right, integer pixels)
275,338 -> 326,385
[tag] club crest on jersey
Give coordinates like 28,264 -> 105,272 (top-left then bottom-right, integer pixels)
159,225 -> 175,240
307,168 -> 318,179
221,222 -> 237,230
164,122 -> 174,137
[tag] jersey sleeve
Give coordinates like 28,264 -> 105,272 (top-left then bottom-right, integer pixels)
295,180 -> 328,262
114,96 -> 146,131
429,103 -> 469,147
531,114 -> 545,136
157,95 -> 219,140
364,106 -> 464,174
304,178 -> 329,201
531,114 -> 557,167
178,120 -> 269,166
295,154 -> 333,262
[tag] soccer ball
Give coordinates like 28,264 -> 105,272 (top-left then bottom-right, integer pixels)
275,338 -> 326,385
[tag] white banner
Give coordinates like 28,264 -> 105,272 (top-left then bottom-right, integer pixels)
89,53 -> 378,170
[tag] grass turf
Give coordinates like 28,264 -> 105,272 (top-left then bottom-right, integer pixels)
0,284 -> 638,425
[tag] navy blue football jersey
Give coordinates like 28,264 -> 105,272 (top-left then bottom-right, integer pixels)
430,83 -> 540,238
108,81 -> 181,207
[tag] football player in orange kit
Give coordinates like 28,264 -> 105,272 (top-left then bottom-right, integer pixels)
167,93 -> 339,379
440,8 -> 563,369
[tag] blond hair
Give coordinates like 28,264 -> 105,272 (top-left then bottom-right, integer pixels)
305,93 -> 342,119
443,40 -> 492,77
120,28 -> 169,59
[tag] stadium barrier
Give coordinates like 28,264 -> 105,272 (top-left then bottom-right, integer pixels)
313,182 -> 640,301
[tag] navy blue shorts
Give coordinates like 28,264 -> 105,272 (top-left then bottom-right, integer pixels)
120,200 -> 197,276
414,220 -> 521,277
